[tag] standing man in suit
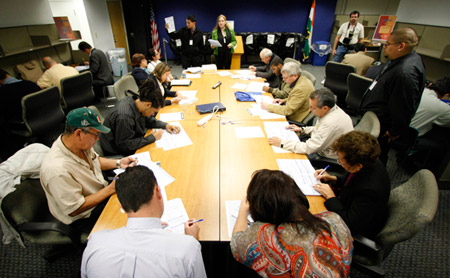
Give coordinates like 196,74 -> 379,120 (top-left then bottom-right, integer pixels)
360,28 -> 426,164
78,41 -> 114,101
332,10 -> 365,62
166,15 -> 204,69
342,43 -> 375,76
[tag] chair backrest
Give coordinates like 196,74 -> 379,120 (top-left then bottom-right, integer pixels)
354,111 -> 380,138
324,61 -> 356,106
346,73 -> 373,113
60,71 -> 95,112
21,86 -> 65,136
113,73 -> 139,101
376,169 -> 438,257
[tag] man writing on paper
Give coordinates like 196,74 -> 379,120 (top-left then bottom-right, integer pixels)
37,56 -> 79,90
166,15 -> 204,68
269,88 -> 353,159
249,48 -> 280,88
81,166 -> 206,278
260,62 -> 314,123
40,107 -> 137,233
100,79 -> 180,156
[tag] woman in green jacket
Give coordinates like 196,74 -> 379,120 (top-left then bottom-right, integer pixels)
211,14 -> 237,69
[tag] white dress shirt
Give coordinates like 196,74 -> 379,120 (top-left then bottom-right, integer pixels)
81,217 -> 206,278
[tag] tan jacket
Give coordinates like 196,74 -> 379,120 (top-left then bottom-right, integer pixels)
342,51 -> 375,76
37,63 -> 79,90
267,75 -> 314,123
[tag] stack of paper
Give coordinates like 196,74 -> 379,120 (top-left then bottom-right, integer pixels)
276,159 -> 321,196
171,79 -> 191,86
263,122 -> 300,153
246,82 -> 268,93
178,90 -> 198,105
247,103 -> 285,120
186,67 -> 201,73
186,74 -> 201,79
159,112 -> 184,122
161,198 -> 189,234
217,71 -> 233,77
113,151 -> 175,188
156,122 -> 193,151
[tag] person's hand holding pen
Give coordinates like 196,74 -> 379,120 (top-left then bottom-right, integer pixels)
185,218 -> 201,240
117,157 -> 138,169
151,129 -> 163,140
314,167 -> 337,183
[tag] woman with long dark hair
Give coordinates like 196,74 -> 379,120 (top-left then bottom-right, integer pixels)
231,169 -> 353,277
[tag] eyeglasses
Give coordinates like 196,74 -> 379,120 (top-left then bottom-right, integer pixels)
83,129 -> 100,138
383,41 -> 401,47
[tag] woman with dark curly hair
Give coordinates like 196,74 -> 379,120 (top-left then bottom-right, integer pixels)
231,169 -> 353,277
313,131 -> 390,239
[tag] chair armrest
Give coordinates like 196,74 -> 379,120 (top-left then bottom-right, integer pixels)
353,234 -> 382,252
18,221 -> 81,246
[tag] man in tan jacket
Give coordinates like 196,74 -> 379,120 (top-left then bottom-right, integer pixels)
261,62 -> 314,123
342,43 -> 374,76
37,56 -> 79,90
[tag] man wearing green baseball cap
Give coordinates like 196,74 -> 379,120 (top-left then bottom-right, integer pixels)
40,107 -> 137,232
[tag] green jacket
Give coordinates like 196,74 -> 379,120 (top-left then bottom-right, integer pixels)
211,28 -> 237,56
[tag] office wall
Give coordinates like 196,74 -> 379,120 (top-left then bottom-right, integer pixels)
0,0 -> 54,28
83,0 -> 115,51
335,0 -> 400,15
149,0 -> 337,60
397,0 -> 450,27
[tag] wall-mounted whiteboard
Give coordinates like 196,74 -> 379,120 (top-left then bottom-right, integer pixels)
0,0 -> 54,28
396,0 -> 450,27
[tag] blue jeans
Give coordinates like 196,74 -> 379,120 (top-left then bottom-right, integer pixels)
332,45 -> 348,62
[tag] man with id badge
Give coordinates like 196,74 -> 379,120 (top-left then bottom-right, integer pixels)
332,10 -> 364,62
360,28 -> 426,164
166,15 -> 204,68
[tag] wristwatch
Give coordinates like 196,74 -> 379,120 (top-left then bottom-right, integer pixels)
280,143 -> 284,149
116,159 -> 121,169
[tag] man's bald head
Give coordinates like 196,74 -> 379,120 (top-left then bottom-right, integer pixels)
389,28 -> 419,53
42,56 -> 56,69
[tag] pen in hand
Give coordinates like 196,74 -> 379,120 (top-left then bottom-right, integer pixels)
316,165 -> 330,179
188,219 -> 204,225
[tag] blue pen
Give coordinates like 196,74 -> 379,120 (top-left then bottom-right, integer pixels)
317,165 -> 330,178
189,219 -> 204,224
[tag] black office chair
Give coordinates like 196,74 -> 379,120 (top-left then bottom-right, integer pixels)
345,73 -> 373,115
60,71 -> 95,113
1,179 -> 88,261
352,169 -> 438,277
11,86 -> 65,146
324,61 -> 356,108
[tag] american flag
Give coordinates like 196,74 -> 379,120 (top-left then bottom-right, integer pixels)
150,4 -> 161,53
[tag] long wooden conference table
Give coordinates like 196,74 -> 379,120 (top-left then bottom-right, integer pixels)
90,70 -> 326,241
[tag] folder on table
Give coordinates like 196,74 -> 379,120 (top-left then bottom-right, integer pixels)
196,102 -> 226,114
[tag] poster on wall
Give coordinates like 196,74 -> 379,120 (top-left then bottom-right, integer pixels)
53,17 -> 76,40
372,15 -> 397,42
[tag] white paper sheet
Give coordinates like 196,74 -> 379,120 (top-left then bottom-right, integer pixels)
175,39 -> 182,47
231,83 -> 248,90
286,37 -> 295,47
217,71 -> 232,77
208,39 -> 222,47
225,200 -> 254,238
186,67 -> 202,73
186,74 -> 201,79
276,159 -> 321,196
161,198 -> 189,234
164,16 -> 176,33
246,81 -> 267,93
250,104 -> 285,120
113,152 -> 175,188
171,79 -> 191,86
160,112 -> 184,122
201,64 -> 217,71
234,126 -> 265,138
156,122 -> 193,151
177,90 -> 198,105
267,34 -> 275,45
263,122 -> 300,141
246,34 -> 253,45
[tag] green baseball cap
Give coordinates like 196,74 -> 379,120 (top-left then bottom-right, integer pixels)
66,107 -> 110,133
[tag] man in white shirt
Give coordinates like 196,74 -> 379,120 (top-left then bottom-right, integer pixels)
37,56 -> 79,90
81,165 -> 206,278
409,77 -> 450,174
268,88 -> 353,159
332,10 -> 365,62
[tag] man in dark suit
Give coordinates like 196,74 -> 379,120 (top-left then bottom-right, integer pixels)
165,15 -> 204,68
78,41 -> 114,101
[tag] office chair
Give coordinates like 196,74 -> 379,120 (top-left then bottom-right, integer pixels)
352,169 -> 438,277
60,71 -> 95,113
345,73 -> 373,115
113,73 -> 139,101
324,61 -> 355,107
10,86 -> 65,146
1,179 -> 88,260
354,111 -> 380,138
